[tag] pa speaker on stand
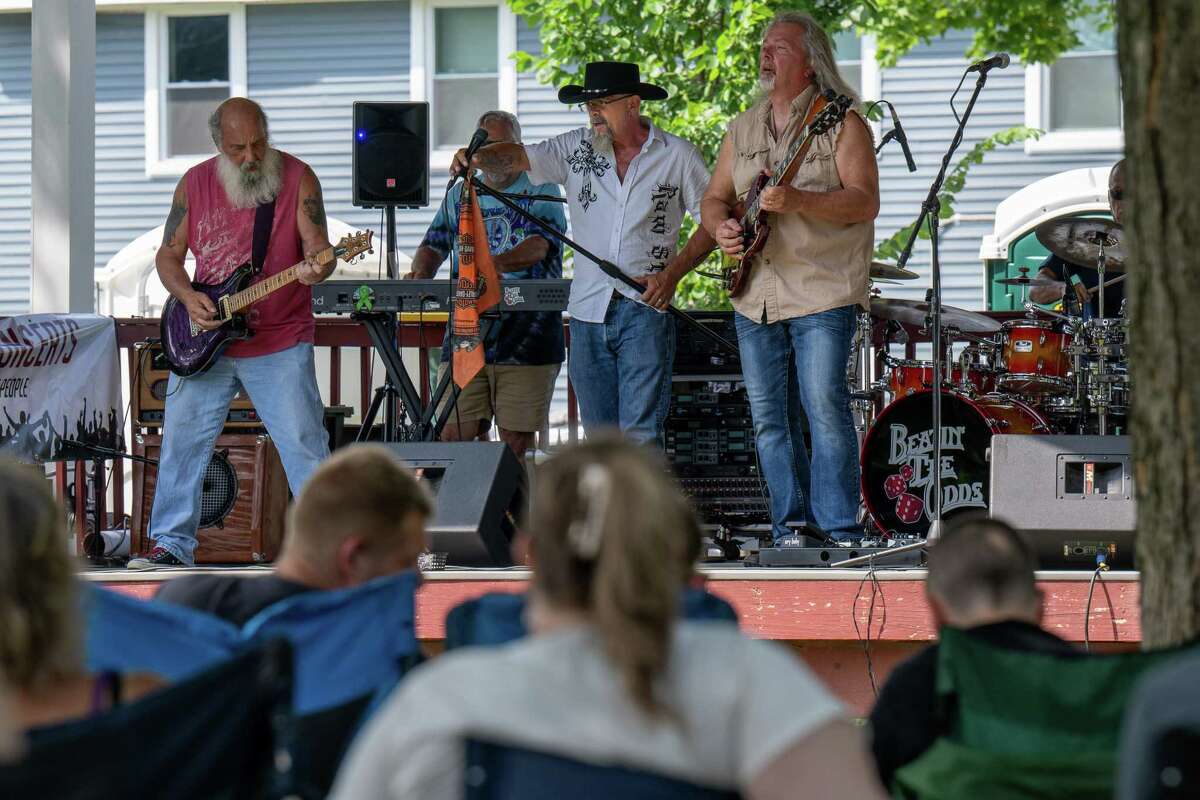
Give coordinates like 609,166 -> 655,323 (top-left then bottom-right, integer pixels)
352,101 -> 429,209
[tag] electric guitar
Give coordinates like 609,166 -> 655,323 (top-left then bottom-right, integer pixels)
722,91 -> 853,298
160,231 -> 374,376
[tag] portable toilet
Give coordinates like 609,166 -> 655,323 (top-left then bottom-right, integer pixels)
979,167 -> 1113,311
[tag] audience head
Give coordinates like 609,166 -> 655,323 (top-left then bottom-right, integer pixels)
281,445 -> 432,588
926,515 -> 1041,629
0,461 -> 81,692
524,435 -> 701,717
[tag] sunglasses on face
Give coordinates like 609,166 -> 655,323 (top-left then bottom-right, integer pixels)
1109,189 -> 1124,201
576,94 -> 635,112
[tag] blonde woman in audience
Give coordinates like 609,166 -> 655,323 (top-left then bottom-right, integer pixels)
331,436 -> 887,800
0,462 -> 163,730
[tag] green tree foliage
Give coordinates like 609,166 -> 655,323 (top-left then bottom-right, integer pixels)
509,0 -> 1110,307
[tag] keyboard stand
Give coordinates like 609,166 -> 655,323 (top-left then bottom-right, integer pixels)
354,312 -> 435,442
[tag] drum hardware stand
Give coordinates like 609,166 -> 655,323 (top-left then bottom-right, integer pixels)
893,60 -> 998,540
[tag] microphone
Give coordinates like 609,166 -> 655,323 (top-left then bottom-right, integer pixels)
967,53 -> 1010,73
887,104 -> 917,172
446,127 -> 491,191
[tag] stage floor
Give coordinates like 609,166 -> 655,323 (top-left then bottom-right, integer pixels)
87,565 -> 1141,715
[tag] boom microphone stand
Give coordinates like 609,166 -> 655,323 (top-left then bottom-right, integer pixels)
462,176 -> 740,358
845,56 -> 1005,565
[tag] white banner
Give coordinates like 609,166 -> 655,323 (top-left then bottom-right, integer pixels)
0,314 -> 122,463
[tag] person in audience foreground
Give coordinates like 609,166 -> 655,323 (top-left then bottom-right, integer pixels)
868,514 -> 1078,787
156,444 -> 432,626
331,436 -> 887,800
0,462 -> 164,730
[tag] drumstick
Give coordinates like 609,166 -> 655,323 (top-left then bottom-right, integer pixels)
1087,274 -> 1126,295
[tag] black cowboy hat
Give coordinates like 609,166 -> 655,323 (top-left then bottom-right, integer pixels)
557,61 -> 669,105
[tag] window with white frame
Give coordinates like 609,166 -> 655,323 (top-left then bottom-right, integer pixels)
833,31 -> 862,98
1026,15 -> 1122,153
411,0 -> 516,164
432,5 -> 499,149
144,7 -> 246,176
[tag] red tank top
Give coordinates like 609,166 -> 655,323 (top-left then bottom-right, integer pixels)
185,151 -> 314,358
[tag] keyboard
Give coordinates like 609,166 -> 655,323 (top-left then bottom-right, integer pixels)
311,279 -> 570,314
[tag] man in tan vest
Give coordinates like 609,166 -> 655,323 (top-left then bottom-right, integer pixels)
701,11 -> 879,543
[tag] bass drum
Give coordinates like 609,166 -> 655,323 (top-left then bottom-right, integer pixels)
861,391 -> 1051,537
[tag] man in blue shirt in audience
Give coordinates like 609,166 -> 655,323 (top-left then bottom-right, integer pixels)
155,444 -> 431,626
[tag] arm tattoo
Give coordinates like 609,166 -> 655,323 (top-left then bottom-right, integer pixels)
302,184 -> 327,228
475,147 -> 516,174
162,199 -> 186,247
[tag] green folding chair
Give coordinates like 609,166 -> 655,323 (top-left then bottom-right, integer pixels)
891,627 -> 1183,800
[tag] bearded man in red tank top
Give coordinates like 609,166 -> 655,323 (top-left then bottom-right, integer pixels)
129,97 -> 335,569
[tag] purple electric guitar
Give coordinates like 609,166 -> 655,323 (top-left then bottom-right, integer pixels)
160,231 -> 374,376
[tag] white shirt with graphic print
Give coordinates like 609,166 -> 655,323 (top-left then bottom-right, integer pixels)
525,123 -> 710,323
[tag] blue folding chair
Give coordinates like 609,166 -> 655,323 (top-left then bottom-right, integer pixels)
463,739 -> 742,800
85,571 -> 422,798
444,586 -> 738,651
1,639 -> 296,800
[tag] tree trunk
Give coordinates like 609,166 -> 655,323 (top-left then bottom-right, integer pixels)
1118,0 -> 1200,648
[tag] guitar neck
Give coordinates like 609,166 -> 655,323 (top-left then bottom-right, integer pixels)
742,96 -> 832,226
225,245 -> 334,314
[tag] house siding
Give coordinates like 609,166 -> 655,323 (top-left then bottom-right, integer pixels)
0,13 -> 31,315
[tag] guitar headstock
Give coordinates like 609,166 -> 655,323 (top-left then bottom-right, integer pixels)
811,94 -> 853,136
335,230 -> 375,263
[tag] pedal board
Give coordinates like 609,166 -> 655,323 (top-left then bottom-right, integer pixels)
752,543 -> 924,568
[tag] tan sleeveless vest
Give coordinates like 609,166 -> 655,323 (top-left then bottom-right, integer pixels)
727,86 -> 873,323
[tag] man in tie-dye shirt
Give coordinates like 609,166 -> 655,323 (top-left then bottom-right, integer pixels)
407,111 -> 566,463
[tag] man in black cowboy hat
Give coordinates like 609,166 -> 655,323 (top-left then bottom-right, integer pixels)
452,61 -> 715,448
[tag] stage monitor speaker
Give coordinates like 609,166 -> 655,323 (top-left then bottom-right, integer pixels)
132,433 -> 288,564
989,434 -> 1135,568
386,442 -> 526,567
352,101 -> 429,208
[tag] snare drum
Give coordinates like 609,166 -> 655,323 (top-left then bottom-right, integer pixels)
861,391 -> 1051,536
997,320 -> 1073,395
887,359 -> 996,398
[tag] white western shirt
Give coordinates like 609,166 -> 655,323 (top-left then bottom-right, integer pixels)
525,123 -> 710,323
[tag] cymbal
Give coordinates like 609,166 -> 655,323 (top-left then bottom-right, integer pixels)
997,277 -> 1064,288
870,297 -> 1001,333
1034,218 -> 1126,273
870,261 -> 920,281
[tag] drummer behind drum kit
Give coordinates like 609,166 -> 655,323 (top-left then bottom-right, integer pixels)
853,218 -> 1132,538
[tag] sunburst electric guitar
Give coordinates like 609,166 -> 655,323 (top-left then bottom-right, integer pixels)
160,231 -> 374,376
722,91 -> 852,298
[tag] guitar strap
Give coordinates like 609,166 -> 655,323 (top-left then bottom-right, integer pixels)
251,198 -> 276,275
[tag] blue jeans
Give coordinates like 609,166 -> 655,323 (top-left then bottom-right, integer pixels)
149,343 -> 329,564
735,306 -> 861,540
568,295 -> 675,447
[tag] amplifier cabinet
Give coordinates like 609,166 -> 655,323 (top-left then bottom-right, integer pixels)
131,342 -> 261,429
132,433 -> 288,564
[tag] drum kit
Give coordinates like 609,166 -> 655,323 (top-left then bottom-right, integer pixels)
853,218 -> 1131,536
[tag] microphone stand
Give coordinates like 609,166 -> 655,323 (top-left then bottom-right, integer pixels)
463,175 -> 740,357
893,64 -> 994,543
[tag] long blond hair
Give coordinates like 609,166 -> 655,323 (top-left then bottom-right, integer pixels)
0,461 -> 82,690
526,437 -> 700,717
769,10 -> 861,105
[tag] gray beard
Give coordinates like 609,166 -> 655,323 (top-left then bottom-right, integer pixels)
591,130 -> 614,154
754,75 -> 775,104
217,148 -> 283,209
